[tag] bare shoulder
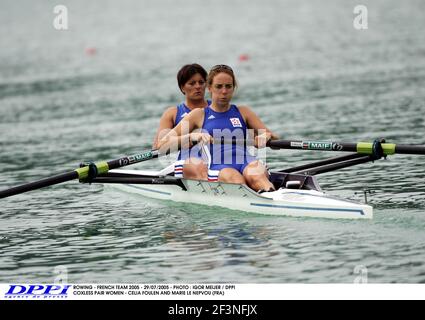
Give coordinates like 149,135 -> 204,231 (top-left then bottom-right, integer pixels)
238,105 -> 256,120
162,106 -> 178,118
158,106 -> 178,125
188,107 -> 205,117
238,105 -> 255,113
186,107 -> 205,128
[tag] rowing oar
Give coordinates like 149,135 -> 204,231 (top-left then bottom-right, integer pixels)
267,139 -> 425,155
0,150 -> 160,199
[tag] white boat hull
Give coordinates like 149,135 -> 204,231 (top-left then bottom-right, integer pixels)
109,170 -> 373,220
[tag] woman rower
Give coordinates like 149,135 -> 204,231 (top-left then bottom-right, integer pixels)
158,64 -> 279,192
152,63 -> 210,179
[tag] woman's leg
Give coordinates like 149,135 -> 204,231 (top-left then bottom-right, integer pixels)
218,167 -> 246,184
243,161 -> 275,192
183,157 -> 208,180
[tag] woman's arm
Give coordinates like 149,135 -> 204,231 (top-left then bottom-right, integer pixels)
157,108 -> 208,153
152,107 -> 177,149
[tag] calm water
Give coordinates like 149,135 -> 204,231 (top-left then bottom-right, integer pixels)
1,0 -> 425,284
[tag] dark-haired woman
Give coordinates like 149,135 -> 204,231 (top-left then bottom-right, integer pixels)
152,63 -> 210,179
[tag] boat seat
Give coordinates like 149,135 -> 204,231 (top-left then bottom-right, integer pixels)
285,181 -> 301,189
269,171 -> 321,191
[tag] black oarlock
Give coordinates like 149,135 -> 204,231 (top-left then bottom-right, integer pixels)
78,162 -> 98,184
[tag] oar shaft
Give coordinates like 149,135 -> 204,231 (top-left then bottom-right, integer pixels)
267,140 -> 425,155
0,150 -> 160,199
106,150 -> 160,170
394,145 -> 425,155
0,171 -> 78,199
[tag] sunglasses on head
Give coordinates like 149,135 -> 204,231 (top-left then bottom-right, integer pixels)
210,64 -> 233,73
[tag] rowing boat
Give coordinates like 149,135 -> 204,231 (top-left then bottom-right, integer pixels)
1,138 -> 423,221
104,167 -> 373,219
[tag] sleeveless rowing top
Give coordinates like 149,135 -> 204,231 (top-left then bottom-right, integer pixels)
174,102 -> 192,126
202,104 -> 250,166
174,101 -> 211,126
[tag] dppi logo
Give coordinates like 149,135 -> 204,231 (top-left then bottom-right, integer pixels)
4,284 -> 71,299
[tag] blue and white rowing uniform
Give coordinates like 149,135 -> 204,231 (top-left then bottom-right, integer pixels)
173,101 -> 210,177
201,104 -> 257,182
